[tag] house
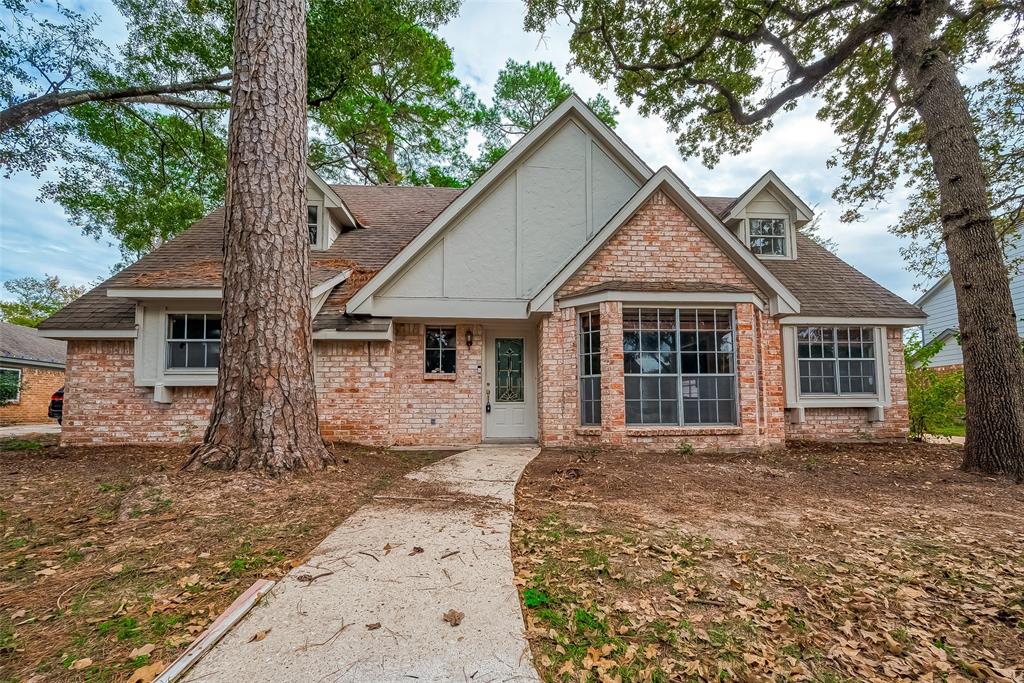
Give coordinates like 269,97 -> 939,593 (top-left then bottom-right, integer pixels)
37,96 -> 925,449
0,321 -> 66,426
916,239 -> 1024,368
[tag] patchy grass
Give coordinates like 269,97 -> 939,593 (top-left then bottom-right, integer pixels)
0,434 -> 450,681
0,438 -> 42,451
513,441 -> 1024,682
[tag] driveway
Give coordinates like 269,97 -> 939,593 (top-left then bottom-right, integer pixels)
0,423 -> 59,437
183,446 -> 541,683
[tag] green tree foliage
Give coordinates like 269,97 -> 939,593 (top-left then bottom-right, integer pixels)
0,274 -> 86,327
473,59 -> 618,176
904,333 -> 965,439
0,369 -> 20,405
2,0 -> 475,260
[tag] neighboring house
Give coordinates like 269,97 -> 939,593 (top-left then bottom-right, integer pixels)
0,321 -> 66,426
916,239 -> 1024,368
37,96 -> 925,448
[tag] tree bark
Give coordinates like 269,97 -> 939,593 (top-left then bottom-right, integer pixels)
891,0 -> 1024,480
185,0 -> 333,474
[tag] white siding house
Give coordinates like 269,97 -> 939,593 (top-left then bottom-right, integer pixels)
916,239 -> 1024,367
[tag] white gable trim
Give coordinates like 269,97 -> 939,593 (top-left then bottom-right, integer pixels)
306,166 -> 359,228
914,273 -> 951,307
529,167 -> 801,316
311,269 -> 353,299
724,170 -> 813,224
346,95 -> 653,315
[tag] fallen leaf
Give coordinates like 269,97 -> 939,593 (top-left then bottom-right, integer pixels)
127,661 -> 165,683
129,643 -> 156,659
11,609 -> 26,619
108,563 -> 124,574
442,609 -> 464,627
409,547 -> 424,556
366,622 -> 381,630
35,568 -> 57,577
69,658 -> 92,670
247,628 -> 271,642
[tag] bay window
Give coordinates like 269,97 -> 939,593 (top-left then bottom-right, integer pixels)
797,326 -> 876,395
623,308 -> 737,426
578,311 -> 601,426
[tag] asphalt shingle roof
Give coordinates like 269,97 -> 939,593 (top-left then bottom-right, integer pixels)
37,185 -> 922,331
1,322 -> 67,366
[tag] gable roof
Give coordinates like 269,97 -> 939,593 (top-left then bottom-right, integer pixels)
763,235 -> 924,319
1,322 -> 67,367
723,170 -> 813,223
530,167 -> 802,315
344,95 -> 653,314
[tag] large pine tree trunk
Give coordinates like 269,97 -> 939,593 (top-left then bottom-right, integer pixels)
185,0 -> 333,475
892,1 -> 1024,480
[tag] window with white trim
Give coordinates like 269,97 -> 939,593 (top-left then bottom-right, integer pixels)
749,218 -> 787,256
623,308 -> 737,426
167,314 -> 221,369
0,367 -> 22,403
578,311 -> 601,426
308,205 -> 320,246
797,326 -> 876,395
424,327 -> 456,374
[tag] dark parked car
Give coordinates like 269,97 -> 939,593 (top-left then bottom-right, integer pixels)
49,387 -> 63,425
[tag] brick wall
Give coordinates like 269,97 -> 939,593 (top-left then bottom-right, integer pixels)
0,364 -> 64,426
315,340 -> 392,445
537,191 -> 787,451
785,327 -> 910,440
61,340 -> 213,445
390,323 -> 483,446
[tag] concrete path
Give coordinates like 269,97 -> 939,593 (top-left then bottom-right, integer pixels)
0,423 -> 59,437
184,446 -> 541,683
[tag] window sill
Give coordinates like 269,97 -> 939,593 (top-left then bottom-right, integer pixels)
423,373 -> 457,381
626,425 -> 743,436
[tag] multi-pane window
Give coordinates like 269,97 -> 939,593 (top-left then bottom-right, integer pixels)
0,368 -> 22,403
424,327 -> 456,374
797,326 -> 876,395
749,218 -> 787,256
623,308 -> 737,426
308,205 -> 320,245
167,314 -> 221,369
578,311 -> 601,426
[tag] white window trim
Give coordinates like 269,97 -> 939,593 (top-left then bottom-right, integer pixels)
1,367 -> 23,404
164,312 -> 221,374
742,213 -> 796,260
781,325 -> 891,411
308,200 -> 325,250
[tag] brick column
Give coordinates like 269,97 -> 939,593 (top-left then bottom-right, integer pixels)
600,300 -> 625,443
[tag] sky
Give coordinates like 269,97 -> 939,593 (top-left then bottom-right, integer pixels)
0,0 -> 927,302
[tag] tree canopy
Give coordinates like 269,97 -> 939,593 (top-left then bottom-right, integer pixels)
0,274 -> 86,327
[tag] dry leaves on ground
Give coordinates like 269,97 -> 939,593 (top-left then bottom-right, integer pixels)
513,442 -> 1024,682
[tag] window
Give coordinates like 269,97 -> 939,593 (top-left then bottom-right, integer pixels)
308,205 -> 319,246
0,368 -> 22,403
623,308 -> 737,426
167,314 -> 221,369
424,327 -> 456,374
797,326 -> 876,395
749,218 -> 787,256
578,311 -> 601,426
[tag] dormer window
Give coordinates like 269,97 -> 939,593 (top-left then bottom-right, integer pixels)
749,218 -> 787,256
308,205 -> 320,246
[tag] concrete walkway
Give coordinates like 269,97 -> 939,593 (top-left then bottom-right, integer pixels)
184,446 -> 541,683
0,423 -> 59,437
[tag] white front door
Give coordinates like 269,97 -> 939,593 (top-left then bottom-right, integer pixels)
484,326 -> 537,440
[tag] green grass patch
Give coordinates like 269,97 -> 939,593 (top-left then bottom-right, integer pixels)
0,439 -> 41,451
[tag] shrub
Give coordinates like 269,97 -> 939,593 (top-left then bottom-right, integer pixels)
904,333 -> 965,439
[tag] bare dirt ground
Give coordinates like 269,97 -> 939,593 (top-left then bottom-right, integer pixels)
0,433 -> 450,682
512,441 -> 1024,682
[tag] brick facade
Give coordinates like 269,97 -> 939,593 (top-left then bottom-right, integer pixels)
0,364 -> 64,426
785,328 -> 910,440
56,193 -> 910,449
